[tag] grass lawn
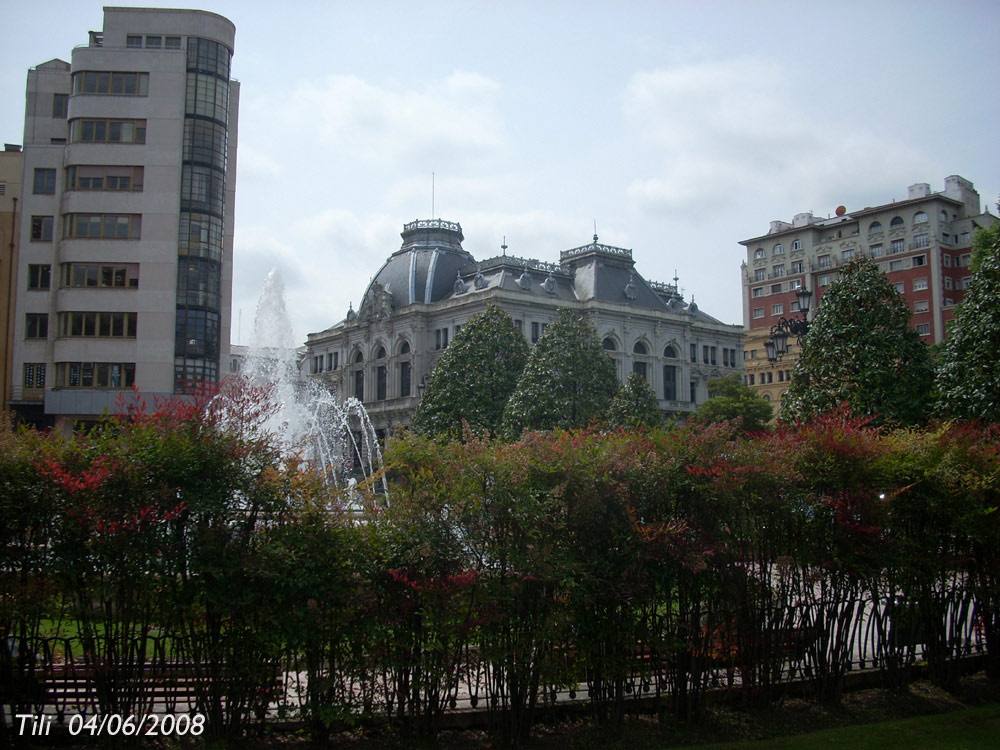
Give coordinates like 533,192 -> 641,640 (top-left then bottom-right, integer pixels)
677,704 -> 1000,749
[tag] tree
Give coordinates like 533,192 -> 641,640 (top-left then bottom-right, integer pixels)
411,304 -> 529,440
937,221 -> 1000,422
780,257 -> 934,427
501,308 -> 618,437
692,373 -> 772,432
606,373 -> 664,430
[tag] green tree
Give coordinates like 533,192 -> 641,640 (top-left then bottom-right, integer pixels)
606,372 -> 664,430
937,222 -> 1000,422
692,373 -> 773,431
780,257 -> 934,427
411,304 -> 529,440
501,308 -> 618,437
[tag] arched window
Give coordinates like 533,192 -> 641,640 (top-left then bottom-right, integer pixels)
399,341 -> 410,355
913,211 -> 928,225
663,364 -> 677,400
375,346 -> 386,360
602,337 -> 617,351
939,210 -> 948,222
663,345 -> 678,358
633,341 -> 648,355
791,239 -> 802,251
890,216 -> 904,228
869,221 -> 882,235
754,248 -> 765,260
773,243 -> 784,255
398,340 -> 412,398
353,351 -> 363,364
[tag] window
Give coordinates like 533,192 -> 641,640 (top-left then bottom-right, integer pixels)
754,248 -> 765,260
772,303 -> 784,316
64,214 -> 141,239
960,277 -> 972,290
889,260 -> 903,272
25,314 -> 48,339
55,362 -> 136,389
959,254 -> 971,267
62,263 -> 139,288
773,243 -> 784,256
59,312 -> 137,338
752,307 -> 764,319
531,322 -> 541,343
913,211 -> 928,225
754,269 -> 766,281
869,221 -> 882,235
690,381 -> 697,404
771,283 -> 782,294
911,254 -> 926,267
66,165 -> 143,191
633,361 -> 647,381
400,360 -> 411,398
772,264 -> 785,277
663,345 -> 677,358
890,216 -> 904,228
943,253 -> 952,267
890,239 -> 904,254
602,337 -> 616,351
870,244 -> 883,257
690,344 -> 697,362
145,35 -> 162,48
752,287 -> 763,298
817,255 -> 831,269
945,277 -> 953,290
165,36 -> 182,49
841,249 -> 856,262
710,346 -> 717,365
747,374 -> 755,386
72,71 -> 149,96
790,300 -> 800,312
127,35 -> 142,48
376,365 -> 387,401
33,168 -> 56,194
893,282 -> 904,293
819,274 -> 831,286
791,261 -> 803,274
702,345 -> 709,364
914,299 -> 929,313
663,365 -> 677,400
913,233 -> 929,249
23,363 -> 46,389
435,327 -> 449,349
916,323 -> 931,336
913,277 -> 928,291
353,369 -> 364,401
28,265 -> 51,290
70,118 -> 146,144
960,231 -> 970,244
789,278 -> 802,290
792,239 -> 802,251
30,216 -> 53,241
633,341 -> 648,355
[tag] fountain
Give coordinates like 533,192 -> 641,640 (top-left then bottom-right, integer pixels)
236,268 -> 386,501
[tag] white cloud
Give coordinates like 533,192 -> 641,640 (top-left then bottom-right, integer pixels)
286,71 -> 505,169
622,59 -> 934,219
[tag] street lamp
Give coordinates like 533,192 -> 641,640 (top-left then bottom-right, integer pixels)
766,287 -> 812,363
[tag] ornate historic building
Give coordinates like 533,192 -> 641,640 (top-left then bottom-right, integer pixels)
306,218 -> 743,437
739,175 -> 997,414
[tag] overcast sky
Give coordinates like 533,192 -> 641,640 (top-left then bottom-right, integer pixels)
4,0 -> 998,346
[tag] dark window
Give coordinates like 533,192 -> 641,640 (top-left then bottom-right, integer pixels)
690,381 -> 697,404
663,365 -> 676,400
28,265 -> 51,290
663,345 -> 677,358
25,314 -> 48,339
30,216 -> 53,241
354,369 -> 364,401
633,341 -> 647,355
531,322 -> 540,343
23,363 -> 46,388
33,168 -> 56,194
690,344 -> 697,362
400,360 -> 411,398
376,365 -> 387,401
633,360 -> 647,381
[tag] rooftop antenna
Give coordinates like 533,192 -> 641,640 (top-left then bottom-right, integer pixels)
501,235 -> 507,256
673,269 -> 679,286
593,219 -> 598,243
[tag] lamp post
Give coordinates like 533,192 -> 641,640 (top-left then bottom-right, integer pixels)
766,287 -> 812,363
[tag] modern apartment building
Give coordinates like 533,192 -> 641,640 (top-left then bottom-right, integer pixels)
306,218 -> 743,438
739,176 -> 996,411
11,7 -> 238,428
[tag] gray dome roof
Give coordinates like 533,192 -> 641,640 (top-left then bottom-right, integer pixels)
360,219 -> 474,309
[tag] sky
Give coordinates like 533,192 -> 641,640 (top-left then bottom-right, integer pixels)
3,0 -> 998,346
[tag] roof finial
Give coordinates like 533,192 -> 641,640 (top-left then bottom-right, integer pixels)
593,219 -> 598,244
673,268 -> 679,286
501,235 -> 507,256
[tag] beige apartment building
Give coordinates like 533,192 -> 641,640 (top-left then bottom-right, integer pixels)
0,145 -> 24,412
11,7 -> 238,427
739,176 -> 996,413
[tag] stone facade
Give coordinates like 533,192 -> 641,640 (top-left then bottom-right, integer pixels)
306,219 -> 743,436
